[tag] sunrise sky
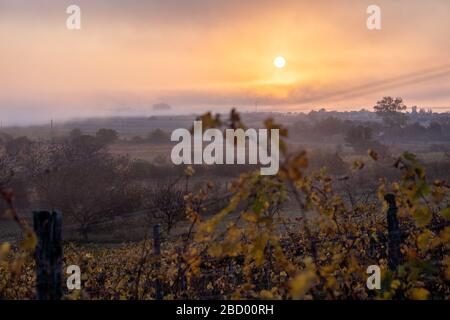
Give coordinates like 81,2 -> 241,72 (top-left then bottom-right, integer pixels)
1,0 -> 450,124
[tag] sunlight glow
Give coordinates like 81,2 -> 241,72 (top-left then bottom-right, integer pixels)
274,56 -> 286,69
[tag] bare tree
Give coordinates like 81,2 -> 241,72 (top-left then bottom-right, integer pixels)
0,149 -> 13,188
30,134 -> 142,240
145,183 -> 186,235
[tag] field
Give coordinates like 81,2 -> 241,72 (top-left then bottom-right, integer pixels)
1,110 -> 449,300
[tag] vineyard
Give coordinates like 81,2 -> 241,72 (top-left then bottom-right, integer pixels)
0,111 -> 449,300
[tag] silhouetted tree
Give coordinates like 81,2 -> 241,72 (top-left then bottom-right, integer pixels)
31,138 -> 140,240
146,183 -> 185,235
0,132 -> 13,146
96,128 -> 119,145
427,122 -> 442,139
69,128 -> 83,140
147,129 -> 169,144
403,123 -> 427,140
374,97 -> 407,128
345,125 -> 387,156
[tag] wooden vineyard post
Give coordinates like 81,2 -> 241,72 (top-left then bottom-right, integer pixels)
384,194 -> 402,271
153,224 -> 163,300
33,210 -> 63,300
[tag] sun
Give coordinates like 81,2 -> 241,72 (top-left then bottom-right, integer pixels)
273,56 -> 286,69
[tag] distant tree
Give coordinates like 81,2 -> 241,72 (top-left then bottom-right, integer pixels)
96,128 -> 118,145
442,122 -> 450,138
130,135 -> 145,144
30,138 -> 140,240
403,123 -> 427,140
146,183 -> 185,235
0,149 -> 13,213
427,122 -> 442,139
69,128 -> 83,140
346,125 -> 372,143
0,132 -> 13,146
5,136 -> 32,156
374,96 -> 407,128
291,120 -> 312,138
70,133 -> 104,155
313,117 -> 348,136
345,125 -> 389,156
147,129 -> 169,144
0,148 -> 13,188
0,137 -> 35,210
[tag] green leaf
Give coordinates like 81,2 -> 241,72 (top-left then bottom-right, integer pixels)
440,208 -> 450,220
412,207 -> 432,227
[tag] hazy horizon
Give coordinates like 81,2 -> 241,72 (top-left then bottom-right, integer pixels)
1,0 -> 450,125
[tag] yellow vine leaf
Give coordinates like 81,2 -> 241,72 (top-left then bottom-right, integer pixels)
417,230 -> 434,252
368,149 -> 378,161
289,258 -> 316,299
440,208 -> 450,220
408,288 -> 430,300
0,242 -> 11,261
352,160 -> 365,171
412,207 -> 432,227
184,165 -> 195,177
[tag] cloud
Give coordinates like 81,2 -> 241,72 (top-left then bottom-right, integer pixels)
0,0 -> 449,124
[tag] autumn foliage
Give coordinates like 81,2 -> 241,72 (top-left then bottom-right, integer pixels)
1,110 -> 449,300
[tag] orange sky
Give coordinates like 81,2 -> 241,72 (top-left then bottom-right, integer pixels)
0,0 -> 450,124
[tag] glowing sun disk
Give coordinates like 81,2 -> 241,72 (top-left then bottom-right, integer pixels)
274,56 -> 286,69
